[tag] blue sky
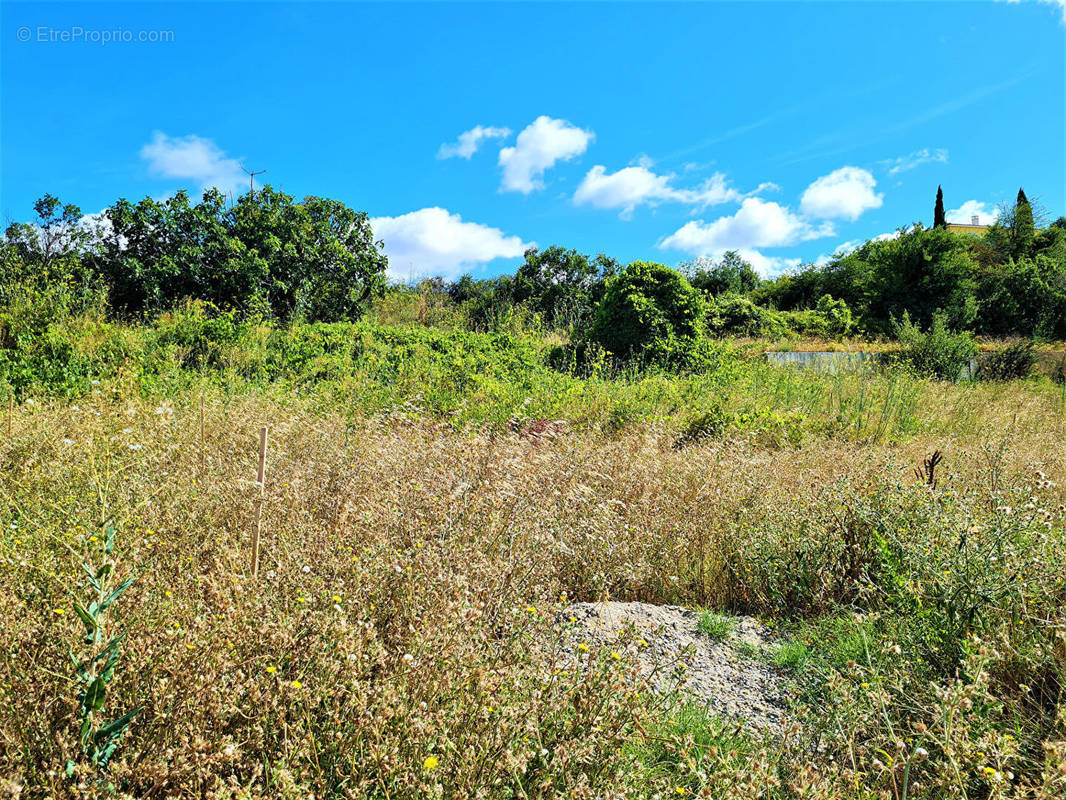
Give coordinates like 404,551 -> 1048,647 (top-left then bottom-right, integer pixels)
2,1 -> 1064,281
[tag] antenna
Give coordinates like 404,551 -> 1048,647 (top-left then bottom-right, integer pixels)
242,165 -> 267,198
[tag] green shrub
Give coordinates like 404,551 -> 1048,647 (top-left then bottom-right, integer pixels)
589,261 -> 704,366
976,339 -> 1037,381
889,310 -> 977,381
704,293 -> 854,340
814,293 -> 855,337
705,294 -> 791,338
673,404 -> 732,449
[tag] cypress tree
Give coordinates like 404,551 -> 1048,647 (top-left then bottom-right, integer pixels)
933,185 -> 946,229
1012,188 -> 1034,259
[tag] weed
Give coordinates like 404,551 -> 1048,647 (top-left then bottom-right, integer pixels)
65,522 -> 141,787
770,640 -> 810,672
696,610 -> 737,641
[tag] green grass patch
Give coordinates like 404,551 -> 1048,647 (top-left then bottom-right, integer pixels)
769,639 -> 810,672
625,698 -> 757,796
696,610 -> 737,641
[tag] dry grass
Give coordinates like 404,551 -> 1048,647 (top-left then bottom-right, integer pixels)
1,385 -> 1065,798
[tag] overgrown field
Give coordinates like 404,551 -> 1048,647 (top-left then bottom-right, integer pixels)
2,329 -> 1066,798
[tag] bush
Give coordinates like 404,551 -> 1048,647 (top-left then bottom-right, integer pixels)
703,293 -> 854,340
589,261 -> 704,365
705,294 -> 791,338
889,310 -> 977,381
814,293 -> 855,337
977,340 -> 1037,381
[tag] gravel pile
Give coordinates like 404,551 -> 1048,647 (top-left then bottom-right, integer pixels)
562,601 -> 786,733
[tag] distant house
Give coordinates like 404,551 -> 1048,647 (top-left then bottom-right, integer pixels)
946,215 -> 990,237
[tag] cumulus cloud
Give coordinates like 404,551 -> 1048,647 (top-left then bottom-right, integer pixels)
140,132 -> 245,195
800,167 -> 884,221
370,207 -> 531,282
681,248 -> 800,279
735,249 -> 803,278
884,148 -> 949,175
659,197 -> 834,256
498,116 -> 594,194
947,200 -> 1000,225
574,163 -> 776,219
437,125 -> 512,159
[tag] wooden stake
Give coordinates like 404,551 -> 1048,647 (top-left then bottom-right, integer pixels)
250,427 -> 268,577
199,398 -> 206,476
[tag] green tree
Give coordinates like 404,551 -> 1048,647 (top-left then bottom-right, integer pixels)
3,194 -> 101,307
682,251 -> 761,296
975,254 -> 1066,339
512,245 -> 618,329
933,185 -> 946,229
97,190 -> 248,314
1011,188 -> 1035,261
227,187 -> 387,321
446,274 -> 518,331
589,261 -> 704,364
4,195 -> 94,281
95,187 -> 387,321
761,226 -> 978,334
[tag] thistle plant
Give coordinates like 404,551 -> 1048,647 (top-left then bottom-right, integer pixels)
65,522 -> 142,783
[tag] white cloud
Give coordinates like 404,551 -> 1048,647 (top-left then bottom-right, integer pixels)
1042,0 -> 1066,22
659,197 -> 835,256
813,239 -> 863,265
370,207 -> 531,281
800,167 -> 884,221
872,230 -> 902,242
1002,0 -> 1066,24
735,249 -> 803,278
498,116 -> 594,194
681,248 -> 799,279
140,132 -> 246,195
812,233 -> 901,266
437,125 -> 512,159
884,148 -> 949,175
574,163 -> 776,219
946,200 -> 1000,225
